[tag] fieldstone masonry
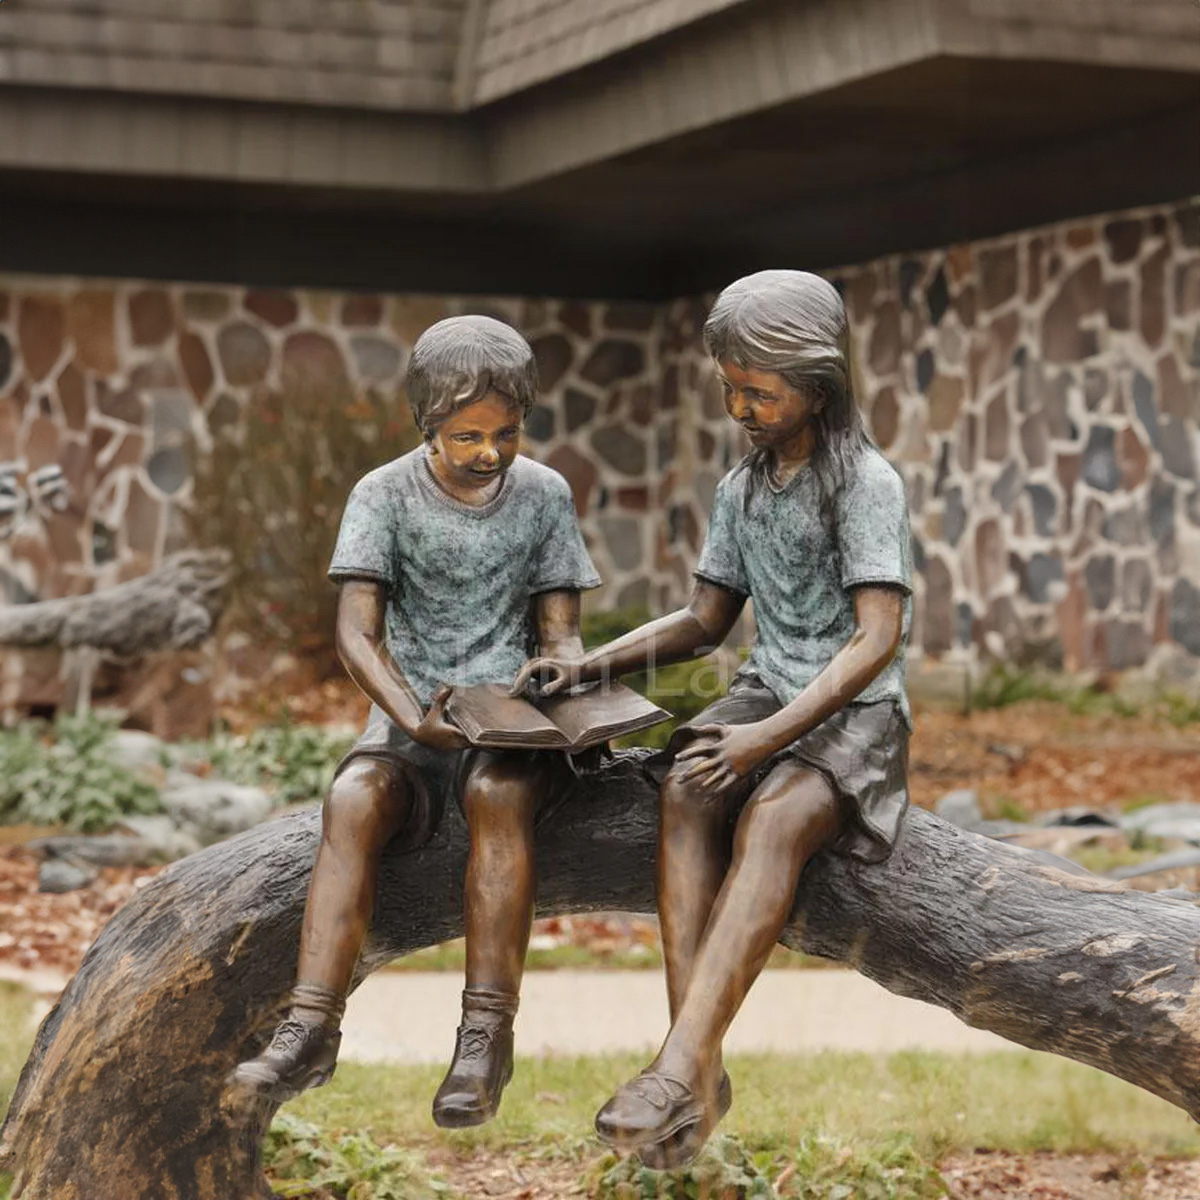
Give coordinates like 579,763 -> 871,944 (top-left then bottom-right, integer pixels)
1,196 -> 1197,692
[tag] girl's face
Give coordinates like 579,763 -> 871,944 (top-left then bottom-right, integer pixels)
716,359 -> 821,459
427,391 -> 523,492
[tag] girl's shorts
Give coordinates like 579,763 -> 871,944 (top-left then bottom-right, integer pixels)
652,678 -> 909,863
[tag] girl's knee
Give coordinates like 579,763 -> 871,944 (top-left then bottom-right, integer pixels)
735,772 -> 837,854
660,762 -> 726,826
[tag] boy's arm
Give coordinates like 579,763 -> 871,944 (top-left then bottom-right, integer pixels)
677,584 -> 904,793
533,590 -> 585,659
514,579 -> 746,696
336,579 -> 468,750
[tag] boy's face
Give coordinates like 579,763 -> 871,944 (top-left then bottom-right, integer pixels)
716,359 -> 821,457
427,391 -> 523,492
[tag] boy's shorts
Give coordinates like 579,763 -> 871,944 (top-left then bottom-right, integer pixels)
650,678 -> 909,863
333,705 -> 575,852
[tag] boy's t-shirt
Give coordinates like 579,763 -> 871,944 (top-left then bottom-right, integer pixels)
695,444 -> 913,726
329,448 -> 600,708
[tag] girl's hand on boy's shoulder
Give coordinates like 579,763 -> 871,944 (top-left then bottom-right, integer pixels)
509,656 -> 584,698
410,684 -> 472,751
676,722 -> 775,794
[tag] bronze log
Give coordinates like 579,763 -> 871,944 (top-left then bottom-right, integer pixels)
3,752 -> 1199,1199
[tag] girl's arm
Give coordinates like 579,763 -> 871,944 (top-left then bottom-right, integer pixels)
335,580 -> 468,750
513,579 -> 746,696
678,585 -> 904,793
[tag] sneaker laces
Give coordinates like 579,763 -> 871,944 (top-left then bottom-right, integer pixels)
455,1023 -> 497,1061
268,1018 -> 314,1053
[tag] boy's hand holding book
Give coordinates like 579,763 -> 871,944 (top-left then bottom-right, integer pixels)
409,684 -> 472,751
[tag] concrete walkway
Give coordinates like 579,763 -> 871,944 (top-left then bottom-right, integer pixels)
6,963 -> 1020,1060
341,970 -> 1018,1064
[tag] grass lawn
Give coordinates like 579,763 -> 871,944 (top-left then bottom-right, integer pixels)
3,980 -> 1198,1198
0,982 -> 34,1200
292,1051 -> 1200,1163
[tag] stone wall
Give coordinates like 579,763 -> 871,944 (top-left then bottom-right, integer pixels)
1,194 -> 1197,681
660,197 -> 1200,671
0,282 -> 670,614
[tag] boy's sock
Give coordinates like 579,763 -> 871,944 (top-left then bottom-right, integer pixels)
287,980 -> 346,1030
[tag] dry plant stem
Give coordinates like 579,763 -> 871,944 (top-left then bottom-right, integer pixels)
3,754 -> 1200,1200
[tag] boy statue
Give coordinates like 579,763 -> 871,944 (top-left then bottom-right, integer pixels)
231,315 -> 600,1127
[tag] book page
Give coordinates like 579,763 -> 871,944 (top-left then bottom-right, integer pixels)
446,684 -> 569,748
539,682 -> 669,749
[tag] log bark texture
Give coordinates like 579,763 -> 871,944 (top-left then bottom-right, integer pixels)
0,549 -> 229,656
3,751 -> 1199,1199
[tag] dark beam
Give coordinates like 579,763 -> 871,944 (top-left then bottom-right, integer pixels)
0,99 -> 1194,301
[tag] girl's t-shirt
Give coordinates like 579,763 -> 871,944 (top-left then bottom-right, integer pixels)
328,448 -> 601,708
694,445 -> 913,726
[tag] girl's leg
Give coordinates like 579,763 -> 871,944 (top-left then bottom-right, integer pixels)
433,751 -> 549,1128
657,760 -> 741,1020
631,759 -> 742,1165
658,762 -> 839,1081
232,757 -> 412,1099
597,761 -> 840,1156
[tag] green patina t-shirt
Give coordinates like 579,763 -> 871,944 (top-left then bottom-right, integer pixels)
329,448 -> 600,707
695,445 -> 913,726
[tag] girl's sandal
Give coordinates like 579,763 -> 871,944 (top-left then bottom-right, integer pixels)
595,1068 -> 732,1166
634,1071 -> 732,1172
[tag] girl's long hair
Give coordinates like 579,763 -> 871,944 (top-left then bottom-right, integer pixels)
702,270 -> 870,516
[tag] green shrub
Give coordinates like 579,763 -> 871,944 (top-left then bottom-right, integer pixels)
582,608 -> 738,749
0,711 -> 163,833
1162,690 -> 1200,727
985,796 -> 1031,824
970,664 -> 1200,724
970,664 -> 1064,710
204,718 -> 355,806
588,1133 -> 946,1200
264,1113 -> 447,1200
590,1136 -> 774,1199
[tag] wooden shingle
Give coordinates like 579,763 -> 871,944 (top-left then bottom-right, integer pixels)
0,0 -> 468,112
470,0 -> 751,105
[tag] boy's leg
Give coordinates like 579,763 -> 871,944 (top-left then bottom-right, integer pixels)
296,757 -> 414,997
432,750 -> 555,1128
231,757 -> 413,1101
597,761 -> 840,1160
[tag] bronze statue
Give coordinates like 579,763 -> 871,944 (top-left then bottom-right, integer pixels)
515,270 -> 913,1167
230,315 -> 600,1127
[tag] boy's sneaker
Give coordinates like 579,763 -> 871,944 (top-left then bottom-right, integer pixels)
228,981 -> 345,1105
229,1016 -> 342,1104
432,987 -> 518,1128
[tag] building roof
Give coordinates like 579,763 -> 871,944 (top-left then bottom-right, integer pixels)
0,0 -> 1197,297
468,0 -> 749,105
0,0 -> 468,111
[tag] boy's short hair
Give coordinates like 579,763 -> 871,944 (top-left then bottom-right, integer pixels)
405,315 -> 538,436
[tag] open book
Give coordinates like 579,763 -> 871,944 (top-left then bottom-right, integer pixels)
445,681 -> 670,751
